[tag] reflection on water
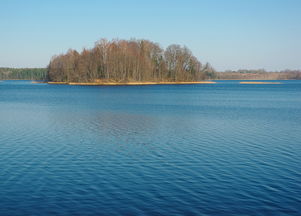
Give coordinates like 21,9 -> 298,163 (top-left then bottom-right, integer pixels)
0,80 -> 301,215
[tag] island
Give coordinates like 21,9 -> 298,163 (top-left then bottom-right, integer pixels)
46,39 -> 216,85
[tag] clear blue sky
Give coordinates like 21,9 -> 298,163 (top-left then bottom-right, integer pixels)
1,0 -> 300,71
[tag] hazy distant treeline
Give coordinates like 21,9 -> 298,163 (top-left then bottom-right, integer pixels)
47,39 -> 216,82
0,68 -> 47,80
216,69 -> 301,80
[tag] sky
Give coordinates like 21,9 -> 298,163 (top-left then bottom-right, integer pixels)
0,0 -> 300,71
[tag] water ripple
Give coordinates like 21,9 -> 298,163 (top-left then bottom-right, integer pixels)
0,80 -> 300,215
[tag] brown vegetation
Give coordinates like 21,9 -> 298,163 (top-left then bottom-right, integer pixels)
47,39 -> 215,83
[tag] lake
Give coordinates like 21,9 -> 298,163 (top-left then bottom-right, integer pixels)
0,80 -> 300,215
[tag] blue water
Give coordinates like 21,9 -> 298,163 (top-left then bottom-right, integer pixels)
0,80 -> 301,215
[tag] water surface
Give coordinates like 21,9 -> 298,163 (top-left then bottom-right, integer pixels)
0,80 -> 301,215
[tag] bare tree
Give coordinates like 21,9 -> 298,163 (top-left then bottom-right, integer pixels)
47,38 -> 211,83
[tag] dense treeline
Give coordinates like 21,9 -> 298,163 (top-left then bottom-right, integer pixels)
47,39 -> 216,82
216,69 -> 301,80
0,68 -> 47,80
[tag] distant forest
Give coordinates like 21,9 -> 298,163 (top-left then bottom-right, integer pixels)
216,69 -> 301,80
47,39 -> 216,83
0,68 -> 47,80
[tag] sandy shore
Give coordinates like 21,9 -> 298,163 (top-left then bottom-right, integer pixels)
240,81 -> 281,84
47,81 -> 216,86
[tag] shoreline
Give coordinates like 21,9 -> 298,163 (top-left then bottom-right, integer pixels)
27,80 -> 288,85
46,81 -> 217,86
